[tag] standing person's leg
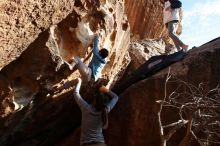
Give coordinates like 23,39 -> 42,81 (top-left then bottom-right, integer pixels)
73,57 -> 92,82
167,21 -> 187,51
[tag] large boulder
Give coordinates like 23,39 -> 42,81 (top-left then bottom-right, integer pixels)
0,0 -> 130,145
107,38 -> 220,146
0,0 -> 76,69
55,39 -> 220,146
115,38 -> 168,85
0,0 -> 130,117
125,0 -> 165,39
129,39 -> 166,70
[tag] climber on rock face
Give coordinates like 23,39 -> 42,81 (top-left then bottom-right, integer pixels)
70,35 -> 109,83
163,0 -> 188,51
51,35 -> 109,94
73,78 -> 119,146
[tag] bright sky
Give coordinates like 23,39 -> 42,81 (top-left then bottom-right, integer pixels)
180,0 -> 220,48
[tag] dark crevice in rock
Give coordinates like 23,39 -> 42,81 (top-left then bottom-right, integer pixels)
122,22 -> 129,31
74,0 -> 83,7
0,1 -> 131,145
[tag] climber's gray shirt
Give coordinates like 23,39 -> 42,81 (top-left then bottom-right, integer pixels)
73,82 -> 118,145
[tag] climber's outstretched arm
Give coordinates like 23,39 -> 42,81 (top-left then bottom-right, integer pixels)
73,78 -> 90,110
99,86 -> 119,112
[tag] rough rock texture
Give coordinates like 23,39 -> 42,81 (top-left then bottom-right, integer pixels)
52,38 -> 220,146
0,0 -> 130,117
125,0 -> 165,39
107,38 -> 220,146
129,39 -> 166,70
130,39 -> 165,65
1,0 -> 219,146
0,0 -> 76,69
117,38 -> 174,83
125,0 -> 183,49
0,0 -> 130,145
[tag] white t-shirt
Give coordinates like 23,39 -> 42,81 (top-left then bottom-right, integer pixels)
163,1 -> 180,24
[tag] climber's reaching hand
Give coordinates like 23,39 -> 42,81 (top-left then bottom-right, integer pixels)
99,85 -> 109,93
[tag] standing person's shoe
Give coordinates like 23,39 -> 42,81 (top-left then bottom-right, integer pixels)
182,44 -> 189,52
